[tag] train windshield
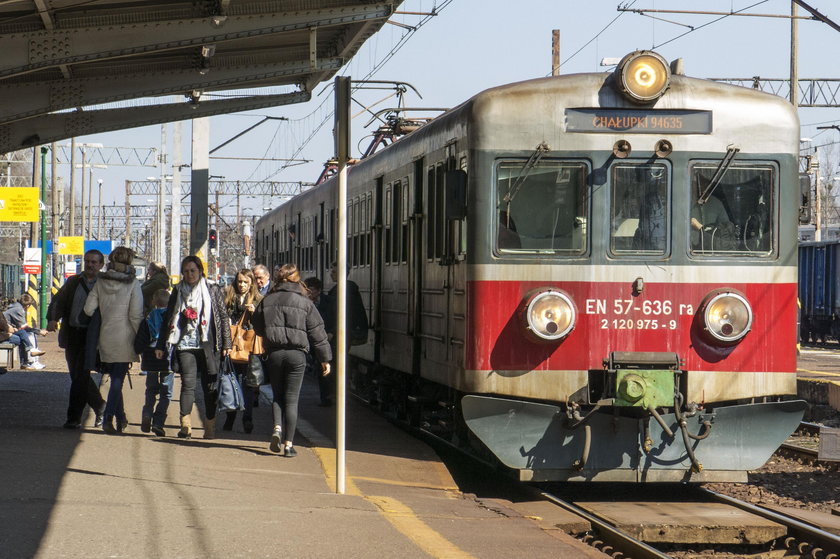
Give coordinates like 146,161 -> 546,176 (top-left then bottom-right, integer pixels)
610,163 -> 670,256
690,163 -> 775,256
496,160 -> 588,254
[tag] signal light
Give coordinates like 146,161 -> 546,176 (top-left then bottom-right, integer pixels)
209,229 -> 217,250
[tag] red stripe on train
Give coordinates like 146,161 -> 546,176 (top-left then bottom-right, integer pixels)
466,281 -> 797,373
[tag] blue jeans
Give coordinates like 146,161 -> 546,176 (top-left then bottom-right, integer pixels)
142,371 -> 174,428
8,330 -> 34,365
101,362 -> 129,423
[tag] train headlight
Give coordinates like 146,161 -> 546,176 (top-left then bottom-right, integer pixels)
524,290 -> 576,341
702,291 -> 753,343
616,51 -> 671,103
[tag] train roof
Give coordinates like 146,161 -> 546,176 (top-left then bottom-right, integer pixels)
257,67 -> 800,229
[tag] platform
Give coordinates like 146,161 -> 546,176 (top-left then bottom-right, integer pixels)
0,335 -> 601,559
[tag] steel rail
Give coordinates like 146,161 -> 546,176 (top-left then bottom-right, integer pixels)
701,488 -> 840,555
539,491 -> 674,559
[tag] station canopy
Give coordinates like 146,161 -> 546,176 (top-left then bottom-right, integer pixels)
0,0 -> 403,154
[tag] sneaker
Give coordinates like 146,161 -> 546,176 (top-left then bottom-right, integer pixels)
30,349 -> 46,357
243,418 -> 254,434
269,429 -> 282,453
284,445 -> 297,458
151,425 -> 166,437
63,420 -> 81,429
141,416 -> 152,433
23,362 -> 46,370
94,402 -> 106,428
117,417 -> 129,433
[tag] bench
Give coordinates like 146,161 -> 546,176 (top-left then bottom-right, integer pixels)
0,341 -> 17,370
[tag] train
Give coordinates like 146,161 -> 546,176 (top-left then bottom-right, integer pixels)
799,240 -> 840,343
256,50 -> 806,483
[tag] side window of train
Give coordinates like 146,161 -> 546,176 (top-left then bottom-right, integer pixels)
385,185 -> 392,265
689,162 -> 775,257
392,179 -> 402,264
401,178 -> 409,264
496,159 -> 589,255
610,163 -> 670,257
435,164 -> 446,260
426,166 -> 435,260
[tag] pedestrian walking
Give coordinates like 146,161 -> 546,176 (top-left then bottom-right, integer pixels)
223,268 -> 262,433
155,256 -> 231,439
134,288 -> 174,436
47,250 -> 108,429
252,263 -> 331,457
302,276 -> 331,406
141,261 -> 170,315
253,264 -> 272,297
83,246 -> 144,434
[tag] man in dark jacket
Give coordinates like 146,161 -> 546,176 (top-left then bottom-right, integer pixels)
47,250 -> 107,429
141,261 -> 169,315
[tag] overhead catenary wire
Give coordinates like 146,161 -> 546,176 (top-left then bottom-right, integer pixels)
249,0 -> 454,184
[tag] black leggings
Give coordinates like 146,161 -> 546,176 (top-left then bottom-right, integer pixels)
177,349 -> 218,419
265,349 -> 307,443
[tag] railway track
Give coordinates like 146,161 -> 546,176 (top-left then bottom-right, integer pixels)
537,486 -> 840,559
779,421 -> 840,470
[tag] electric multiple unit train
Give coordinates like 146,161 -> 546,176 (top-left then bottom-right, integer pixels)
255,50 -> 806,482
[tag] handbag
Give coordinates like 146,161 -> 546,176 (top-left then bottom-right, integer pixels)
216,356 -> 245,412
245,353 -> 269,388
230,310 -> 262,363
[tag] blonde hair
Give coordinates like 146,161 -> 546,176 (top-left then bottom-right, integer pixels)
109,246 -> 135,267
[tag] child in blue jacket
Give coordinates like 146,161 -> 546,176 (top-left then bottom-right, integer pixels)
134,289 -> 173,436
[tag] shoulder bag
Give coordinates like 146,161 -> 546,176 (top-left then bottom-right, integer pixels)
229,310 -> 262,363
216,356 -> 245,412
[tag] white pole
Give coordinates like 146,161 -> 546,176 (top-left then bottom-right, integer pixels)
335,76 -> 351,495
158,124 -> 168,263
170,121 -> 182,273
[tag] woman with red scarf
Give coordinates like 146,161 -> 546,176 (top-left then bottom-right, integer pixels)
155,256 -> 231,439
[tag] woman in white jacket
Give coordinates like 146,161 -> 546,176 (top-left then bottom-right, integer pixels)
84,246 -> 144,434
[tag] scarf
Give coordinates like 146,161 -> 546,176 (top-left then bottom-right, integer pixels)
166,278 -> 213,346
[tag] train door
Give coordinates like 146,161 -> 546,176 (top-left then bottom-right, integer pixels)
409,159 -> 424,377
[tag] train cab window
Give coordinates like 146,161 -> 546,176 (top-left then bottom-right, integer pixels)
690,163 -> 775,256
610,163 -> 669,256
496,160 -> 588,255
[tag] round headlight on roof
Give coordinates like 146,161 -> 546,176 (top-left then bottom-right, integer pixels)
616,50 -> 671,103
702,290 -> 753,343
524,290 -> 576,341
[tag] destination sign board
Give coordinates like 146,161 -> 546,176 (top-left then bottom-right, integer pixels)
566,109 -> 712,134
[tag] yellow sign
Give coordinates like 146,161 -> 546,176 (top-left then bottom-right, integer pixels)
58,236 -> 85,255
0,187 -> 40,222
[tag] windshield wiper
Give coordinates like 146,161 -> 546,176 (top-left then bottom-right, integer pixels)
697,144 -> 740,205
502,142 -> 550,208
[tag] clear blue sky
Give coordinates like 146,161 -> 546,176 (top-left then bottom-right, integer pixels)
76,0 -> 840,213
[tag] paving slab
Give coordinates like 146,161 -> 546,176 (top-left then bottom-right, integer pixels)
576,501 -> 786,544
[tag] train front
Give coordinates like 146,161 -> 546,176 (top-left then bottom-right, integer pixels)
460,51 -> 806,482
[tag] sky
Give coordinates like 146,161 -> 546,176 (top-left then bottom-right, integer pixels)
68,0 -> 840,216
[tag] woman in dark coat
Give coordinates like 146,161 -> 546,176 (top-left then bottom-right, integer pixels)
155,256 -> 231,439
252,263 -> 331,457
